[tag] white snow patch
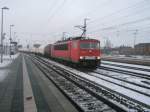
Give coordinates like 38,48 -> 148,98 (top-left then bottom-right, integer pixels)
0,54 -> 19,82
102,60 -> 150,69
102,64 -> 150,76
0,70 -> 9,82
0,54 -> 19,68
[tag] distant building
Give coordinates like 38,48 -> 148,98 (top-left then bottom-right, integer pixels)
102,43 -> 150,55
102,46 -> 133,55
135,43 -> 150,55
119,46 -> 134,55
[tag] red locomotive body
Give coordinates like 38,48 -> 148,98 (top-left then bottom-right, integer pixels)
44,37 -> 101,67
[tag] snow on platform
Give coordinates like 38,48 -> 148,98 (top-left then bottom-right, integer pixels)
0,54 -> 19,82
0,70 -> 9,82
0,54 -> 19,68
23,56 -> 37,112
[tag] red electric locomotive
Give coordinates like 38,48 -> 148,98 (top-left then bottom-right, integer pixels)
44,37 -> 101,67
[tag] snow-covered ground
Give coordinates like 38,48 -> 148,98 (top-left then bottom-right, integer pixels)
0,54 -> 19,68
95,68 -> 150,88
102,55 -> 150,61
0,70 -> 9,82
102,61 -> 150,75
102,60 -> 150,69
0,54 -> 19,82
41,57 -> 150,106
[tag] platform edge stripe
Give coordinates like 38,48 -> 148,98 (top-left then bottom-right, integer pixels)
23,55 -> 37,112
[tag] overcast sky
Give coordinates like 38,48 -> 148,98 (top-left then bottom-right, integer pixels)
0,0 -> 150,48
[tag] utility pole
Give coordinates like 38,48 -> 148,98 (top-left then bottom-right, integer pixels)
133,29 -> 138,48
75,18 -> 89,38
133,29 -> 138,55
9,24 -> 14,58
1,8 -> 4,63
14,32 -> 17,41
127,29 -> 138,55
127,29 -> 138,48
13,32 -> 17,54
1,7 -> 9,63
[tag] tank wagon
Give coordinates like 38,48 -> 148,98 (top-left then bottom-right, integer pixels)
44,37 -> 101,67
44,44 -> 52,57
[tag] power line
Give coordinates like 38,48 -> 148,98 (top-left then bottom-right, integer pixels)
40,0 -> 67,33
88,4 -> 150,30
52,0 -> 149,37
127,29 -> 138,47
47,0 -> 60,14
88,16 -> 150,34
88,0 -> 147,25
70,0 -> 111,22
47,0 -> 67,22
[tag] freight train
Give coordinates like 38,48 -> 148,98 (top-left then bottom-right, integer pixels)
43,37 -> 101,67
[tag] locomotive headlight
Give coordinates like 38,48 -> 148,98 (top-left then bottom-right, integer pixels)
80,56 -> 84,59
97,56 -> 101,59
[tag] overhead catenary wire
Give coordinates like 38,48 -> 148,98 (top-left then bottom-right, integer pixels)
55,0 -> 112,31
40,0 -> 67,33
23,0 -> 150,47
50,0 -> 150,39
88,16 -> 150,34
88,0 -> 147,25
88,4 -> 150,30
47,0 -> 67,23
53,0 -> 147,36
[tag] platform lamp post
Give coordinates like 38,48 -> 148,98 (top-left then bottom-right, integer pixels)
9,24 -> 14,58
1,6 -> 9,63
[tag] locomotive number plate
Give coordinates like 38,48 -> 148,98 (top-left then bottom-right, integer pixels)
85,56 -> 95,60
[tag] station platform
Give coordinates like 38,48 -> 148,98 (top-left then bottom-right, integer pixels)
0,54 -> 79,112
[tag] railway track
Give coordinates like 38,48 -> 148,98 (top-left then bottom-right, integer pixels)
85,71 -> 150,97
102,61 -> 150,72
30,55 -> 150,112
98,66 -> 150,80
99,61 -> 150,85
78,62 -> 150,98
30,55 -> 117,112
102,57 -> 150,66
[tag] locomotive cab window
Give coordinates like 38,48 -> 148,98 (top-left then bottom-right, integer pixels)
54,43 -> 68,50
80,42 -> 100,49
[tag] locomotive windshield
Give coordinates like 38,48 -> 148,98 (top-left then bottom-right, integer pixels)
80,42 -> 100,49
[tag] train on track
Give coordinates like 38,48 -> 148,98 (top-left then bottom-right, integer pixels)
44,37 -> 101,67
24,36 -> 101,67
